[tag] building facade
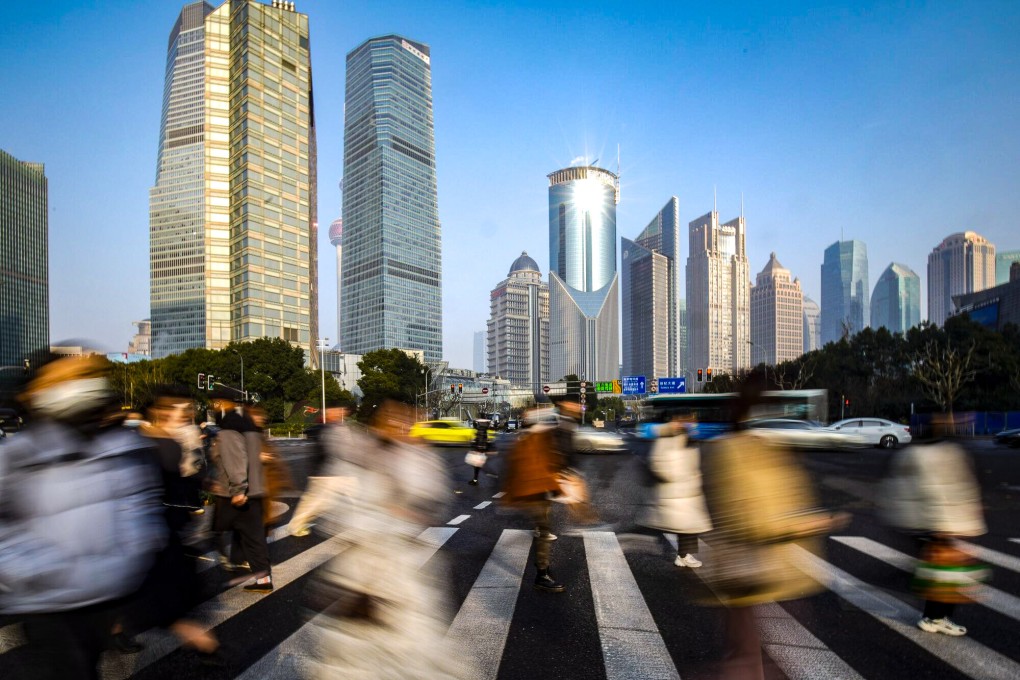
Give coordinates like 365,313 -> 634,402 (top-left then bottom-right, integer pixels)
750,253 -> 803,366
547,166 -> 620,383
328,218 -> 343,346
820,240 -> 869,344
0,149 -> 48,372
472,330 -> 485,374
803,296 -> 821,353
686,210 -> 750,376
927,231 -> 996,327
995,250 -> 1020,286
341,35 -> 441,364
870,262 -> 920,334
150,0 -> 317,360
621,197 -> 682,380
487,252 -> 549,391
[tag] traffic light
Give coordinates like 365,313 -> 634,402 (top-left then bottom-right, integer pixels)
458,383 -> 463,394
198,373 -> 205,389
844,398 -> 850,407
697,369 -> 703,382
207,374 -> 215,391
706,368 -> 713,382
450,384 -> 455,394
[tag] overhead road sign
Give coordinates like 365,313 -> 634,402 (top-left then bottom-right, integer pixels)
622,375 -> 646,395
657,377 -> 686,394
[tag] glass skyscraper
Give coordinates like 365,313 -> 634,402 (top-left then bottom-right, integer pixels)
150,0 -> 317,360
548,165 -> 620,382
871,263 -> 920,334
0,148 -> 48,373
341,35 -> 442,364
820,240 -> 869,344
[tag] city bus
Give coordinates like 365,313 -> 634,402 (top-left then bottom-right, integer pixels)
639,389 -> 829,440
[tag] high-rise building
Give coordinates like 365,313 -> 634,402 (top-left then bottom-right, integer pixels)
149,0 -> 317,360
803,296 -> 821,353
547,166 -> 620,382
750,253 -> 803,366
0,148 -> 48,372
820,240 -> 869,344
686,210 -> 750,376
329,218 -> 343,345
927,231 -> 996,327
487,252 -> 549,390
870,263 -> 921,334
996,250 -> 1020,286
341,35 -> 441,363
472,330 -> 485,374
621,197 -> 681,380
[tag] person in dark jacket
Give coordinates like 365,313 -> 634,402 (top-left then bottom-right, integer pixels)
0,355 -> 167,680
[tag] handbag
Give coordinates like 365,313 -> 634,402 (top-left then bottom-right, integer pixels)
552,468 -> 589,504
465,451 -> 487,468
912,539 -> 990,603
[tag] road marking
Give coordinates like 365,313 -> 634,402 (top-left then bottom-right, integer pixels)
448,514 -> 470,525
789,543 -> 1020,680
959,539 -> 1020,574
235,527 -> 459,679
197,524 -> 292,572
0,623 -> 25,655
1011,539 -> 1020,546
101,535 -> 349,680
474,501 -> 492,509
833,536 -> 1020,623
491,492 -> 505,498
666,534 -> 863,680
585,531 -> 680,680
446,529 -> 533,680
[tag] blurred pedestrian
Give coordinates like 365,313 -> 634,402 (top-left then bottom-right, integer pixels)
467,418 -> 491,485
247,404 -> 295,528
0,356 -> 166,680
288,407 -> 349,537
880,413 -> 988,637
636,415 -> 711,568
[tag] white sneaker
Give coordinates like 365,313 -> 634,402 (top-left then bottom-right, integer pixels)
917,617 -> 967,636
674,553 -> 703,568
533,528 -> 557,540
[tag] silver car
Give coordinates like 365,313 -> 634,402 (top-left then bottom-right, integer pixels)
827,418 -> 912,449
747,418 -> 865,450
573,428 -> 628,454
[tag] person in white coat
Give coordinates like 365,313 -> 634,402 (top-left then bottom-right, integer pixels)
637,417 -> 713,567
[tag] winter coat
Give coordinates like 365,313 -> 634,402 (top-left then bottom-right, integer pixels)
880,440 -> 986,537
637,431 -> 712,535
500,425 -> 561,504
208,415 -> 267,498
0,421 -> 167,614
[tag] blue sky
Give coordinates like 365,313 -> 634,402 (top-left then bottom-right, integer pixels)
2,0 -> 1018,369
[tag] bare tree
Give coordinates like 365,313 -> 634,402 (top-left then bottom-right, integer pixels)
910,340 -> 976,413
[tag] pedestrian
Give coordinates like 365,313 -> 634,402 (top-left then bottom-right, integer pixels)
467,418 -> 491,485
0,355 -> 167,680
636,415 -> 712,568
208,391 -> 273,592
247,404 -> 296,528
880,412 -> 988,637
288,407 -> 351,537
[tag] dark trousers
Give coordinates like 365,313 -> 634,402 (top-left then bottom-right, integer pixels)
15,597 -> 127,680
923,600 -> 957,620
213,496 -> 271,576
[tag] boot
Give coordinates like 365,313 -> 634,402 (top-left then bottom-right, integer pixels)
534,568 -> 566,593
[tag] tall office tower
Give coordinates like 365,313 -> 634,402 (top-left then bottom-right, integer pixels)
621,197 -> 681,380
802,296 -> 821,353
329,218 -> 343,345
472,330 -> 485,373
547,166 -> 620,382
486,252 -> 549,389
750,253 -> 803,366
996,250 -> 1020,286
686,210 -> 750,376
871,263 -> 921,333
341,35 -> 441,363
820,240 -> 869,344
149,0 -> 317,360
0,149 -> 48,371
927,231 -> 996,326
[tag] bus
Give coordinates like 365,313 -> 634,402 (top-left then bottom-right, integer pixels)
639,389 -> 829,440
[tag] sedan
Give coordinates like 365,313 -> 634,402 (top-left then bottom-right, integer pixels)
994,427 -> 1020,448
408,420 -> 475,446
827,418 -> 912,449
573,428 -> 628,454
747,418 -> 865,450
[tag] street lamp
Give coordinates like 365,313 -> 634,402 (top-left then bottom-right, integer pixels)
230,348 -> 245,402
319,337 -> 329,423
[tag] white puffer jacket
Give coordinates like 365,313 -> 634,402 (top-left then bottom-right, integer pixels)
637,431 -> 713,535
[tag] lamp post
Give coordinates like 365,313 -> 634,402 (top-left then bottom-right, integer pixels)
320,338 -> 329,424
230,348 -> 245,402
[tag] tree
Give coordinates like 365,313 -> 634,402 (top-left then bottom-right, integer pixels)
910,339 -> 976,413
356,349 -> 428,421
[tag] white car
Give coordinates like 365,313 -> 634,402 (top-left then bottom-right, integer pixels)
747,418 -> 865,450
827,418 -> 912,449
573,428 -> 628,454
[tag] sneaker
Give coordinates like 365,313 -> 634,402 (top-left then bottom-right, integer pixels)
244,576 -> 273,593
218,556 -> 250,572
532,528 -> 558,541
917,617 -> 967,636
675,553 -> 702,568
291,526 -> 311,538
534,569 -> 566,593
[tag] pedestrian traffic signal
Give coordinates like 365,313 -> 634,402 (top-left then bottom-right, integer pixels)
706,368 -> 713,382
697,369 -> 703,382
207,374 -> 215,391
198,373 -> 205,389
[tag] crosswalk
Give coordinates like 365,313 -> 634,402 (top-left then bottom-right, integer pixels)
3,518 -> 1020,679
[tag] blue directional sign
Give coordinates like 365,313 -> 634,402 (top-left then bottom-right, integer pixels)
622,375 -> 646,394
657,377 -> 687,394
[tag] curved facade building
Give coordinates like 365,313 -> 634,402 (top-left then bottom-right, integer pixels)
547,166 -> 619,382
871,262 -> 920,333
820,240 -> 869,344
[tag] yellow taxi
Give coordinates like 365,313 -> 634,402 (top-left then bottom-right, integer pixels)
408,419 -> 476,445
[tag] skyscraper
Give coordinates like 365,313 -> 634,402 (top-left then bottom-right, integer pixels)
487,252 -> 549,390
329,218 -> 343,345
995,250 -> 1020,286
803,296 -> 821,353
870,263 -> 921,334
341,35 -> 441,364
0,148 -> 48,371
547,166 -> 620,382
686,210 -> 750,376
621,197 -> 681,379
150,0 -> 317,360
750,253 -> 803,366
820,240 -> 869,344
927,231 -> 996,327
472,330 -> 485,374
